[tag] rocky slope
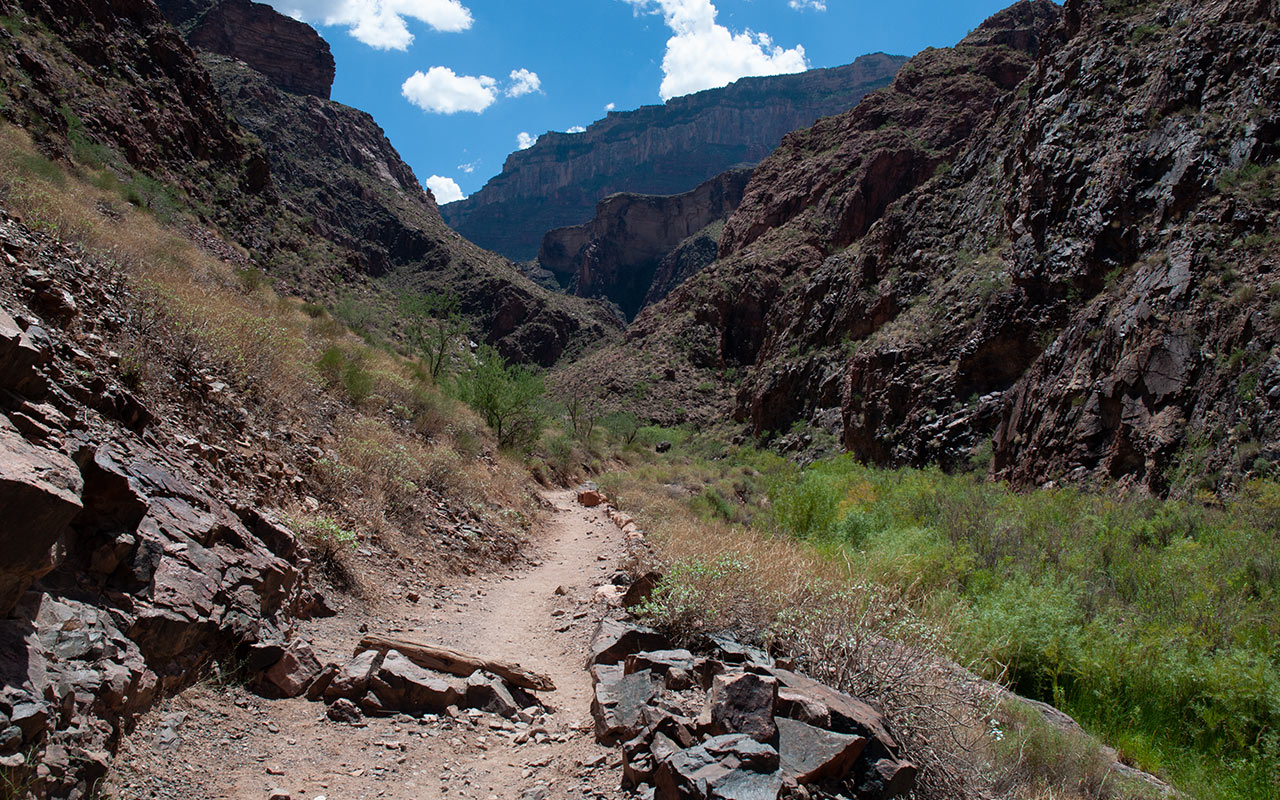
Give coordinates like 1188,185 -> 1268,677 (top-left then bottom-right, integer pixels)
564,0 -> 1280,494
538,167 -> 752,319
441,54 -> 907,261
199,51 -> 617,364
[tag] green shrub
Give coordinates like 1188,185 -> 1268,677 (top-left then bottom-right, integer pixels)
342,359 -> 374,403
455,345 -> 545,452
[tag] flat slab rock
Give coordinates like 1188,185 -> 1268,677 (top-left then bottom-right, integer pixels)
590,618 -> 672,667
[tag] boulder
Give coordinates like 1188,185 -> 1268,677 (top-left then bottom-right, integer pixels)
857,757 -> 919,800
324,649 -> 382,701
0,309 -> 48,398
624,649 -> 695,677
705,672 -> 778,744
260,640 -> 322,698
326,697 -> 362,723
0,414 -> 84,617
368,650 -> 462,714
589,618 -> 671,666
622,571 -> 663,608
577,489 -> 607,507
591,664 -> 662,745
769,668 -> 897,754
776,717 -> 866,784
464,670 -> 519,717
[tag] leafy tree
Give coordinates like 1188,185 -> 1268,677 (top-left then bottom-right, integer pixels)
400,290 -> 467,381
457,346 -> 545,451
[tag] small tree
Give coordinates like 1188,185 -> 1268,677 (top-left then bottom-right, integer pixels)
400,290 -> 467,381
458,346 -> 545,452
562,386 -> 600,442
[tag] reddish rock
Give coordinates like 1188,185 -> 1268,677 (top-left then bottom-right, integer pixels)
539,168 -> 753,319
0,413 -> 83,617
261,640 -> 322,698
577,488 -> 607,507
179,0 -> 336,99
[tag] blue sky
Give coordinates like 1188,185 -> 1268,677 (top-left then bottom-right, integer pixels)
266,1 -> 1024,203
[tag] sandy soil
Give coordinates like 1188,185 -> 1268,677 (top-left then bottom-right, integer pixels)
107,489 -> 630,800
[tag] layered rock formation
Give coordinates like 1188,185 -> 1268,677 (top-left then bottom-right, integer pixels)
538,167 -> 752,319
0,216 -> 313,798
565,0 -> 1280,493
442,54 -> 908,261
159,0 -> 337,99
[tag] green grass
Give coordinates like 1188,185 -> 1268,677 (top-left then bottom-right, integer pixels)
763,457 -> 1280,800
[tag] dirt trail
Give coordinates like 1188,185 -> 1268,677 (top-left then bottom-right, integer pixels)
109,489 -> 630,800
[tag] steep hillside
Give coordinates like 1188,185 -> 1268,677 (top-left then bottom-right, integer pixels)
538,167 -> 752,319
0,0 -> 618,366
441,54 -> 907,261
199,51 -> 617,364
564,0 -> 1280,495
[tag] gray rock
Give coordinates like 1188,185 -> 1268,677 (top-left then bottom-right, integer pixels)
654,734 -> 782,800
589,618 -> 671,666
705,672 -> 779,744
777,717 -> 866,784
369,650 -> 462,714
464,670 -> 519,717
591,664 -> 662,745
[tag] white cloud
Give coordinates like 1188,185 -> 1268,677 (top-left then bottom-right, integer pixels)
517,131 -> 537,150
268,0 -> 473,50
426,174 -> 465,203
566,125 -> 586,134
506,68 -> 542,97
605,102 -> 616,112
402,67 -> 496,113
457,161 -> 478,173
788,0 -> 826,10
625,0 -> 808,100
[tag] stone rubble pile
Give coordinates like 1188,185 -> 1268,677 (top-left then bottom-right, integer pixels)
587,620 -> 916,800
308,646 -> 550,726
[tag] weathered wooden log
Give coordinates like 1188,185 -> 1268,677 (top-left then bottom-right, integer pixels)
355,634 -> 556,692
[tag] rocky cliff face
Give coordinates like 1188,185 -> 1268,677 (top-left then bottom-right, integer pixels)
538,167 -> 752,319
442,54 -> 907,261
160,0 -> 337,99
565,0 -> 1280,494
0,215 -> 311,798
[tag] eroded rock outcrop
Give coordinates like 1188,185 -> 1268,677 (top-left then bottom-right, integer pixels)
0,215 -> 317,798
443,54 -> 908,261
159,0 -> 337,98
539,168 -> 752,319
